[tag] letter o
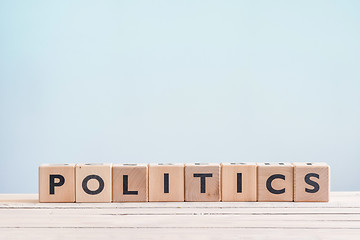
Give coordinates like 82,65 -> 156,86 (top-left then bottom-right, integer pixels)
82,175 -> 104,195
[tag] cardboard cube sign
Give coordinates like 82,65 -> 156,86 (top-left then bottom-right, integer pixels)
38,162 -> 330,202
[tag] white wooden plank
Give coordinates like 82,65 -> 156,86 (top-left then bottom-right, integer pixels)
0,213 -> 359,228
0,192 -> 359,240
1,207 -> 360,215
0,192 -> 359,208
1,228 -> 360,240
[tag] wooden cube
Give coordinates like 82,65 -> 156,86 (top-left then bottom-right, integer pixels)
221,163 -> 257,202
257,163 -> 294,202
148,163 -> 184,202
112,163 -> 148,202
185,163 -> 220,202
293,162 -> 330,202
39,164 -> 75,203
76,163 -> 112,202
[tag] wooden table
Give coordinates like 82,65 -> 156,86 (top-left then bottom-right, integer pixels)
1,192 -> 359,239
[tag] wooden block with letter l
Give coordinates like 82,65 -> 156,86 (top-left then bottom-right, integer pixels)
221,163 -> 257,202
148,163 -> 184,202
293,162 -> 330,202
185,163 -> 220,202
112,163 -> 148,202
257,163 -> 294,202
39,164 -> 75,203
76,163 -> 112,203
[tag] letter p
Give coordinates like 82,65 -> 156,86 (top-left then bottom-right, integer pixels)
49,174 -> 65,194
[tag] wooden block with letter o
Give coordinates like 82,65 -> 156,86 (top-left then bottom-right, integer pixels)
221,163 -> 257,202
293,162 -> 330,202
257,163 -> 294,202
112,163 -> 148,202
148,163 -> 184,202
39,164 -> 75,202
185,163 -> 220,202
76,163 -> 112,202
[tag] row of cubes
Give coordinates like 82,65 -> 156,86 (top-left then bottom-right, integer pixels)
39,162 -> 329,202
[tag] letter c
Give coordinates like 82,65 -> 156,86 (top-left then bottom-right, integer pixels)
266,174 -> 285,194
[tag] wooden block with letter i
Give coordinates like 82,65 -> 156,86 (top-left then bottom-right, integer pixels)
221,163 -> 257,202
185,163 -> 220,202
257,163 -> 294,202
293,162 -> 330,202
112,163 -> 148,202
39,164 -> 75,203
148,163 -> 184,202
76,163 -> 112,202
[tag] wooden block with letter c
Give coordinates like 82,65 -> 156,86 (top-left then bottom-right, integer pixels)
75,163 -> 112,203
257,162 -> 294,202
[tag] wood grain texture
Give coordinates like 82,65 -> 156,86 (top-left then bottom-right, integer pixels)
293,162 -> 330,202
257,163 -> 294,202
112,164 -> 148,202
38,164 -> 75,203
76,163 -> 112,203
221,163 -> 257,202
0,192 -> 359,240
148,163 -> 184,202
185,163 -> 220,202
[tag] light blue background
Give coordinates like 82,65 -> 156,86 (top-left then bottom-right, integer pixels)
0,1 -> 359,193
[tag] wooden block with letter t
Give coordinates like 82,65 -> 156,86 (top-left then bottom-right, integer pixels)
221,163 -> 257,202
293,162 -> 330,202
39,164 -> 75,203
76,163 -> 112,203
112,163 -> 148,202
148,163 -> 184,202
257,163 -> 294,202
185,163 -> 220,202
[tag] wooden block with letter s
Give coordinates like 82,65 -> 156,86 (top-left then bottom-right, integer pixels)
112,163 -> 148,202
76,163 -> 112,203
257,162 -> 294,202
185,163 -> 220,202
293,162 -> 330,202
221,163 -> 257,202
39,164 -> 76,203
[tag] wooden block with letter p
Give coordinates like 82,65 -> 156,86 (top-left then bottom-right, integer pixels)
39,164 -> 75,203
76,163 -> 112,202
185,163 -> 220,202
148,163 -> 184,202
293,162 -> 330,202
112,163 -> 148,202
221,163 -> 257,202
257,163 -> 294,202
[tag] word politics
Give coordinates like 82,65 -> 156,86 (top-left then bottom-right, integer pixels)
39,162 -> 330,203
